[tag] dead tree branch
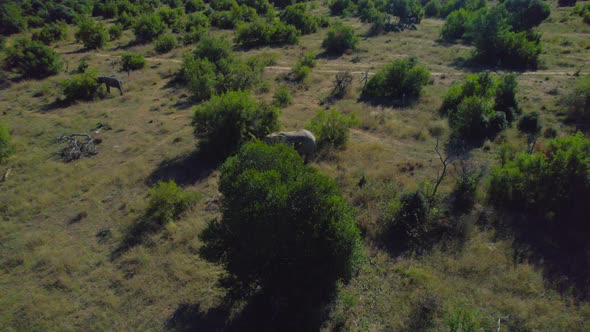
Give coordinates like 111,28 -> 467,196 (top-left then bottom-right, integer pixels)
332,71 -> 353,98
430,138 -> 455,201
56,133 -> 97,162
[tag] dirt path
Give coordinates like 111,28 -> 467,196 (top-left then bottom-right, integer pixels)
91,53 -> 586,77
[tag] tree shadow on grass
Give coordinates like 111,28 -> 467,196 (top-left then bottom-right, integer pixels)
146,149 -> 220,187
110,214 -> 163,261
166,290 -> 334,332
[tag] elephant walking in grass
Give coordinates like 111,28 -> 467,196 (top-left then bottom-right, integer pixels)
265,129 -> 316,163
96,76 -> 123,95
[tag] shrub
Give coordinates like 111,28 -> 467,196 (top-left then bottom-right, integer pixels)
451,163 -> 482,214
322,24 -> 359,54
332,71 -> 353,98
442,72 -> 519,144
307,108 -> 360,150
562,76 -> 590,124
291,63 -> 310,82
273,87 -> 292,107
440,9 -> 474,41
184,0 -> 205,13
517,111 -> 542,136
199,142 -> 361,322
387,191 -> 432,253
330,0 -> 355,16
424,0 -> 442,17
489,133 -> 590,295
154,33 -> 178,53
108,24 -> 123,41
503,0 -> 550,32
146,180 -> 197,226
75,17 -> 109,49
0,3 -> 27,36
363,57 -> 431,104
60,70 -> 101,102
120,52 -> 146,72
192,91 -> 280,158
181,36 -> 265,100
157,7 -> 185,31
280,3 -> 319,34
134,14 -> 166,42
235,18 -> 299,48
32,21 -> 69,45
3,38 -> 63,78
76,59 -> 89,73
299,52 -> 316,68
0,121 -> 14,163
180,56 -> 218,101
185,12 -> 210,31
210,0 -> 237,11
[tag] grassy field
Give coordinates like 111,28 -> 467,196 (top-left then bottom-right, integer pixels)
1,1 -> 590,331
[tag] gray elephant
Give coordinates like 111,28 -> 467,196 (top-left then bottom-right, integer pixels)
264,129 -> 316,163
96,76 -> 123,95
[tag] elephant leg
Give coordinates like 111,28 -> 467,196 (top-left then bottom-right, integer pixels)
105,84 -> 111,94
118,85 -> 123,96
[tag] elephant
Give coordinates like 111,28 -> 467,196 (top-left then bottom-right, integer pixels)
264,129 -> 317,163
96,76 -> 123,95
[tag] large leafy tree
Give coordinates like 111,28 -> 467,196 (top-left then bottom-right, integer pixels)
3,37 -> 63,78
199,142 -> 361,324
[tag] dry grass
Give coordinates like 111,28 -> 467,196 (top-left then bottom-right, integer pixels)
1,2 -> 590,330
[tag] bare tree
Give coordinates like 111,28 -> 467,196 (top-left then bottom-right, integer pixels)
332,71 -> 353,98
430,138 -> 455,201
56,133 -> 97,162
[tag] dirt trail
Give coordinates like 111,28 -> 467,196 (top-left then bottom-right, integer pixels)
91,53 -> 586,77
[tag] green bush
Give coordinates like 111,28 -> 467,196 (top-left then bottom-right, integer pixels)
489,133 -> 590,294
306,108 -> 360,150
157,7 -> 185,31
442,72 -> 519,144
387,191 -> 432,253
291,63 -> 310,82
559,0 -> 576,6
517,111 -> 542,136
108,24 -> 123,40
562,76 -> 590,124
440,9 -> 474,41
192,91 -> 280,158
299,52 -> 317,68
451,163 -> 482,214
0,121 -> 14,163
330,0 -> 355,16
60,70 -> 101,102
210,0 -> 237,11
3,37 -> 63,78
146,180 -> 197,226
120,52 -> 146,72
134,14 -> 166,42
184,0 -> 205,13
199,142 -> 361,321
322,24 -> 359,54
181,36 -> 265,100
235,18 -> 299,48
424,0 -> 442,17
503,0 -> 550,32
0,3 -> 27,36
363,57 -> 431,104
32,21 -> 69,45
154,33 -> 177,53
273,87 -> 292,107
75,17 -> 109,49
280,3 -> 319,34
185,12 -> 210,31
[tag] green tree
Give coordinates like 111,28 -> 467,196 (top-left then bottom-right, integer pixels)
322,24 -> 359,54
60,69 -> 101,102
146,180 -> 197,226
562,75 -> 590,124
134,13 -> 166,42
0,3 -> 27,36
3,37 -> 63,78
280,3 -> 319,34
75,17 -> 109,49
306,108 -> 360,150
192,91 -> 280,158
120,52 -> 146,71
363,57 -> 431,104
199,142 -> 361,321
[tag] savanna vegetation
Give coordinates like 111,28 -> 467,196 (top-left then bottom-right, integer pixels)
1,0 -> 590,331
